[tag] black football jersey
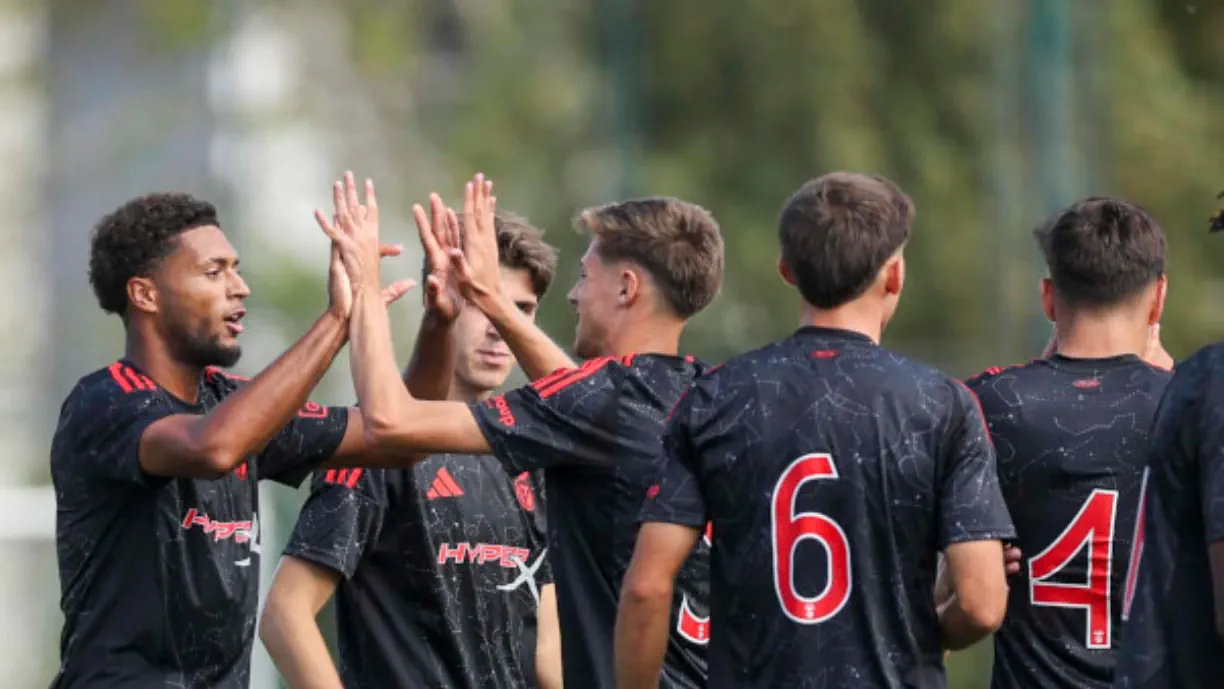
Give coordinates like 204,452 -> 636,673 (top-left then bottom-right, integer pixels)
49,361 -> 348,689
638,327 -> 1016,689
468,354 -> 710,689
965,355 -> 1170,689
283,454 -> 551,689
1116,344 -> 1224,688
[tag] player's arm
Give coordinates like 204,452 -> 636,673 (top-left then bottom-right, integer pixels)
618,396 -> 708,689
140,309 -> 349,478
259,557 -> 343,689
536,583 -> 563,689
935,381 -> 1015,650
402,195 -> 464,400
448,175 -> 574,380
1186,358 -> 1224,641
260,468 -> 383,687
617,522 -> 702,689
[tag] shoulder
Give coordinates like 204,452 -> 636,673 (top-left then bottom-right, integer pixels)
963,359 -> 1041,390
55,362 -> 167,430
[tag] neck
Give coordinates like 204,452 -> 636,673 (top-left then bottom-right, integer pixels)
604,315 -> 684,358
1052,309 -> 1148,360
798,299 -> 882,344
446,377 -> 492,404
124,325 -> 203,403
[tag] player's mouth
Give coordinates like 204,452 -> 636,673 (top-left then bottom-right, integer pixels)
223,309 -> 246,335
475,348 -> 511,366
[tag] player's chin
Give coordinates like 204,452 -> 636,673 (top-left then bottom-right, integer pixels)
469,366 -> 511,391
212,342 -> 243,368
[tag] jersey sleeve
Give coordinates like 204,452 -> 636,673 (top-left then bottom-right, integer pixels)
468,358 -> 625,474
639,383 -> 708,529
51,371 -> 179,487
257,402 -> 351,487
282,467 -> 385,579
936,380 -> 1017,548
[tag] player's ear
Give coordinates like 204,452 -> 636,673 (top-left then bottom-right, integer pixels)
126,276 -> 159,315
1039,278 -> 1055,322
777,256 -> 798,287
618,266 -> 641,308
1149,274 -> 1168,325
882,254 -> 904,296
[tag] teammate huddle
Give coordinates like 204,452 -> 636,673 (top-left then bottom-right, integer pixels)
47,167 -> 1223,689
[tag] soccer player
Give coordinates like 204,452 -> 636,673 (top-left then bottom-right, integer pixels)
322,172 -> 723,689
964,198 -> 1172,689
50,191 -> 411,688
259,197 -> 562,689
1114,195 -> 1224,688
616,172 -> 1016,689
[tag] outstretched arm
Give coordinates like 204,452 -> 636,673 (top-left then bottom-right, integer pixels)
324,172 -> 492,459
140,231 -> 411,479
449,175 -> 575,380
403,195 -> 465,399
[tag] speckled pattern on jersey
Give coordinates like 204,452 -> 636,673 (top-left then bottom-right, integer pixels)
469,354 -> 710,689
639,327 -> 1015,689
284,454 -> 550,689
1116,344 -> 1224,688
49,361 -> 348,689
965,355 -> 1170,689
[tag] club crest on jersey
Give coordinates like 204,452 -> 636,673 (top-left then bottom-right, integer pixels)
298,400 -> 328,418
514,472 -> 536,512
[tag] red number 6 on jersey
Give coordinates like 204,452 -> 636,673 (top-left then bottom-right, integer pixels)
772,453 -> 852,624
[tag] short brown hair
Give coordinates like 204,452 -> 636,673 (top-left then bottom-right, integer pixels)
422,210 -> 558,297
778,173 -> 913,309
1034,197 -> 1165,307
576,197 -> 724,318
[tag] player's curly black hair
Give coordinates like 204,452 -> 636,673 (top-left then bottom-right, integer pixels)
88,192 -> 220,316
1211,190 -> 1224,233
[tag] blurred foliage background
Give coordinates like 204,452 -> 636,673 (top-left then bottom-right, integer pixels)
2,0 -> 1221,686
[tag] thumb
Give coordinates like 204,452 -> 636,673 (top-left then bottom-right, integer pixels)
382,279 -> 417,306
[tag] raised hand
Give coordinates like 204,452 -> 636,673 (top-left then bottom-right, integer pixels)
317,171 -> 414,318
447,173 -> 502,312
413,193 -> 464,322
1142,323 -> 1175,370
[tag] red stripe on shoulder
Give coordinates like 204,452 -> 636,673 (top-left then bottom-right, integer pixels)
533,356 -> 616,398
107,362 -> 158,393
108,362 -> 134,393
964,360 -> 1035,384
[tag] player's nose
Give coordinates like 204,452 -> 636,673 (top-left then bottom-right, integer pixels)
231,273 -> 251,300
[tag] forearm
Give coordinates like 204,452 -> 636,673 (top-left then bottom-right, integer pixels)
402,310 -> 457,400
614,588 -> 672,689
351,287 -> 413,434
259,600 -> 344,689
484,293 -> 574,380
536,584 -> 563,689
188,310 -> 346,470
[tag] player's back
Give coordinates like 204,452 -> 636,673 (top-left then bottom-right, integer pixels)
664,326 -> 1013,689
472,354 -> 710,688
1115,344 -> 1224,688
966,355 -> 1170,689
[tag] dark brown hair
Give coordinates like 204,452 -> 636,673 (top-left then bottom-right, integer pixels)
778,172 -> 914,309
1034,197 -> 1165,307
575,197 -> 724,318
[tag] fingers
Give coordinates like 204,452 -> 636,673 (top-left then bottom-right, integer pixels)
379,243 -> 404,258
1003,544 -> 1023,576
447,247 -> 474,283
446,207 -> 461,250
364,178 -> 378,223
413,202 -> 446,260
332,181 -> 349,226
344,171 -> 361,219
381,279 -> 417,306
314,209 -> 343,242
